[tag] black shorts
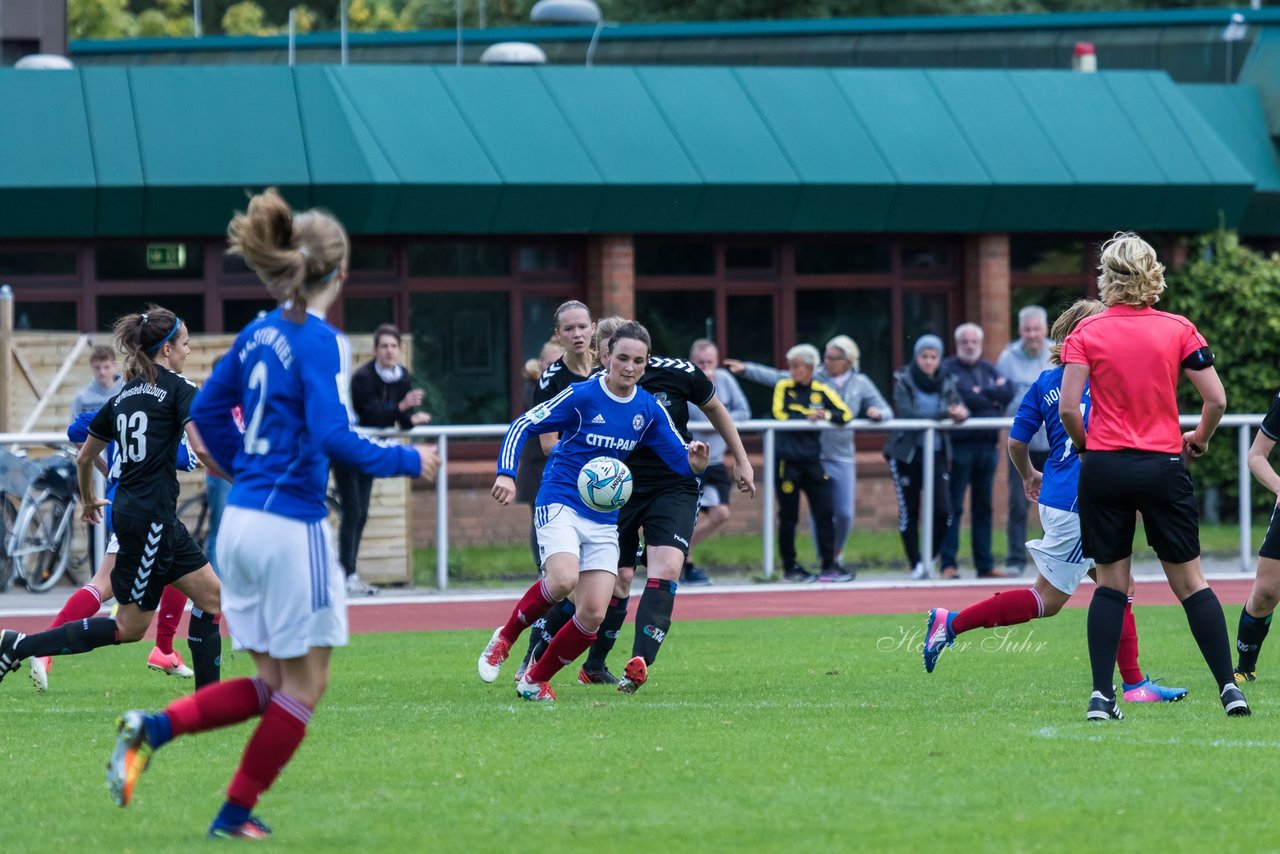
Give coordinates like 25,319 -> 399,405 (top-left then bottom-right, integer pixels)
698,463 -> 731,509
618,478 -> 701,566
111,512 -> 208,611
1260,505 -> 1280,561
1078,450 -> 1200,565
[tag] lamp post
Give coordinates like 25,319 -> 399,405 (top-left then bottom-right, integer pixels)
530,0 -> 611,66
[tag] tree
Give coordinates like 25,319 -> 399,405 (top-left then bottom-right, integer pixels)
222,1 -> 269,34
68,0 -> 137,39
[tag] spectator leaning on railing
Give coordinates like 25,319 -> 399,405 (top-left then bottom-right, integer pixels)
767,344 -> 854,583
940,323 -> 1014,579
996,306 -> 1053,577
726,334 -> 891,572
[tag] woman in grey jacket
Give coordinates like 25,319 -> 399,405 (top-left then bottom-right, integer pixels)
885,335 -> 968,579
726,334 -> 892,569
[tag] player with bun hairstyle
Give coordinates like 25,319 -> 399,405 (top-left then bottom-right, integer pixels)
1059,232 -> 1247,720
99,189 -> 440,839
482,320 -> 709,701
0,308 -> 227,694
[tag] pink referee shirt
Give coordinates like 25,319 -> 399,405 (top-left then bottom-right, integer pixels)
1060,304 -> 1207,454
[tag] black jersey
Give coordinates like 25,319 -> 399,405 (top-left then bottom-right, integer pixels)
1262,390 -> 1280,442
629,357 -> 716,483
88,368 -> 197,523
534,356 -> 592,405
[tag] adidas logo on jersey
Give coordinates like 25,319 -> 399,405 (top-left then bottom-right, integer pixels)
592,414 -> 606,424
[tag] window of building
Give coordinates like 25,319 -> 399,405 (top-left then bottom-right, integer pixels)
635,289 -> 715,359
351,244 -> 396,273
408,242 -> 509,278
1011,285 -> 1086,335
725,294 -> 776,417
794,240 -> 892,275
343,297 -> 396,335
901,291 -> 950,363
14,301 -> 77,331
223,298 -> 278,332
0,251 -> 77,277
518,246 -> 572,275
635,241 -> 715,277
900,242 -> 951,274
1010,236 -> 1086,275
97,243 -> 204,281
796,288 -> 893,393
725,245 -> 776,275
409,291 -> 510,425
97,294 -> 206,333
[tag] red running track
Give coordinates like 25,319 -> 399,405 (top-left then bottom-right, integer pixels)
1,578 -> 1255,636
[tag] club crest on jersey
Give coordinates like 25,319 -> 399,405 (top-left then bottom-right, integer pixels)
633,414 -> 644,432
530,405 -> 551,423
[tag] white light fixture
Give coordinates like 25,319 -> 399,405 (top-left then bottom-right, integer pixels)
530,0 -> 612,66
481,42 -> 548,65
14,55 -> 75,70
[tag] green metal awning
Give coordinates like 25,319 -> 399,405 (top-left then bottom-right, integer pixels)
0,65 -> 1269,238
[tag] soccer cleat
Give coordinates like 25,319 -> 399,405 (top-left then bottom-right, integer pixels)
818,568 -> 856,583
1121,675 -> 1186,703
578,666 -> 620,685
681,564 -> 713,586
910,562 -> 929,581
345,574 -> 379,597
515,676 -> 556,702
783,564 -> 817,583
1235,669 -> 1257,683
0,630 -> 24,683
106,710 -> 154,807
29,656 -> 49,693
617,655 -> 649,695
922,608 -> 956,674
208,816 -> 272,840
146,647 -> 194,679
1086,690 -> 1124,722
478,627 -> 510,683
1221,683 -> 1251,717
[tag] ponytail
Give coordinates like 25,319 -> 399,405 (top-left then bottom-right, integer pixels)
227,188 -> 349,310
113,305 -> 181,384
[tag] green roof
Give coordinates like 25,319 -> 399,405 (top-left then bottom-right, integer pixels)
1181,83 -> 1280,234
0,65 -> 1268,238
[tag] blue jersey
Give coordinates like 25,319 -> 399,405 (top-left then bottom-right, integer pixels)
498,375 -> 694,524
191,308 -> 421,522
1009,366 -> 1091,513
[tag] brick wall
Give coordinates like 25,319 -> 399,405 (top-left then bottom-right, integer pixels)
963,233 -> 1011,361
585,235 -> 635,320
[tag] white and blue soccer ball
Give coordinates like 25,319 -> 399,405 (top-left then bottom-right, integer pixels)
577,456 -> 633,512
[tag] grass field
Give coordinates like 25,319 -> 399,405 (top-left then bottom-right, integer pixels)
1,606 -> 1271,851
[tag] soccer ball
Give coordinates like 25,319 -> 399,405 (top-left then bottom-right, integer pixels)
577,456 -> 633,512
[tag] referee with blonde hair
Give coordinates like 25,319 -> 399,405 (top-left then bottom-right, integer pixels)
1059,232 -> 1248,720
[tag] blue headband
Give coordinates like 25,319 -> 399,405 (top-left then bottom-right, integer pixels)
145,317 -> 183,354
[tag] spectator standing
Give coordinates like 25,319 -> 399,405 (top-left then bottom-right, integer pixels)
726,334 -> 891,571
685,339 -> 751,585
996,306 -> 1053,576
940,323 -> 1013,579
1060,231 -> 1247,720
515,339 -> 565,574
72,345 -> 123,417
333,323 -> 431,596
769,344 -> 853,583
885,335 -> 967,579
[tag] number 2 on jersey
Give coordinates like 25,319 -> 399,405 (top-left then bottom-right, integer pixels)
244,361 -> 271,455
116,411 -> 148,462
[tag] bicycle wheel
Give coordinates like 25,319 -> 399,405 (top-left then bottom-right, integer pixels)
13,495 -> 72,593
178,493 -> 210,552
0,491 -> 18,591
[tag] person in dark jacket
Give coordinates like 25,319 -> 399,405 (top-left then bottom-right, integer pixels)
771,344 -> 853,583
334,323 -> 431,596
940,323 -> 1014,579
885,335 -> 968,579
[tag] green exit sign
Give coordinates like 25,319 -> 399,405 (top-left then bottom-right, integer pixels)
146,243 -> 187,271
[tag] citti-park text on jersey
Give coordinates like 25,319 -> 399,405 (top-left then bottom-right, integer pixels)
586,433 -> 638,452
238,325 -> 295,370
115,383 -> 168,404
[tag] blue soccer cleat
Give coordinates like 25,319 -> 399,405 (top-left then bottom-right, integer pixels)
922,608 -> 956,674
1122,674 -> 1187,703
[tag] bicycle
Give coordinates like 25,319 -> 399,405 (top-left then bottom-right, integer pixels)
178,482 -> 341,554
3,446 -> 80,594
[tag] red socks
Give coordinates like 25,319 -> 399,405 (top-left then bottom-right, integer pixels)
48,585 -> 102,629
226,693 -> 313,809
155,586 -> 188,655
1117,598 -> 1143,685
525,615 -> 597,683
951,588 -> 1043,635
165,677 -> 272,738
499,578 -> 558,645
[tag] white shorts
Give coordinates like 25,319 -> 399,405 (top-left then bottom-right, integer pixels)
217,505 -> 348,660
535,503 -> 620,574
1027,505 -> 1095,596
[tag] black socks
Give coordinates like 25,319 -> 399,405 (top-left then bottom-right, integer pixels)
188,607 -> 223,689
632,579 -> 676,666
1182,587 -> 1236,687
1087,586 -> 1127,697
1235,607 -> 1272,673
583,596 -> 630,672
15,617 -> 120,658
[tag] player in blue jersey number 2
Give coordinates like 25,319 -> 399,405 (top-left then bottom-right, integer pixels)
103,189 -> 440,840
480,320 -> 709,702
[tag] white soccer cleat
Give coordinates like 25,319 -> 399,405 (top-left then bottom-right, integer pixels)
478,627 -> 511,683
29,656 -> 48,693
516,676 -> 556,702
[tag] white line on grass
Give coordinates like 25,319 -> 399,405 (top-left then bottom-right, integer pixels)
1032,725 -> 1280,750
